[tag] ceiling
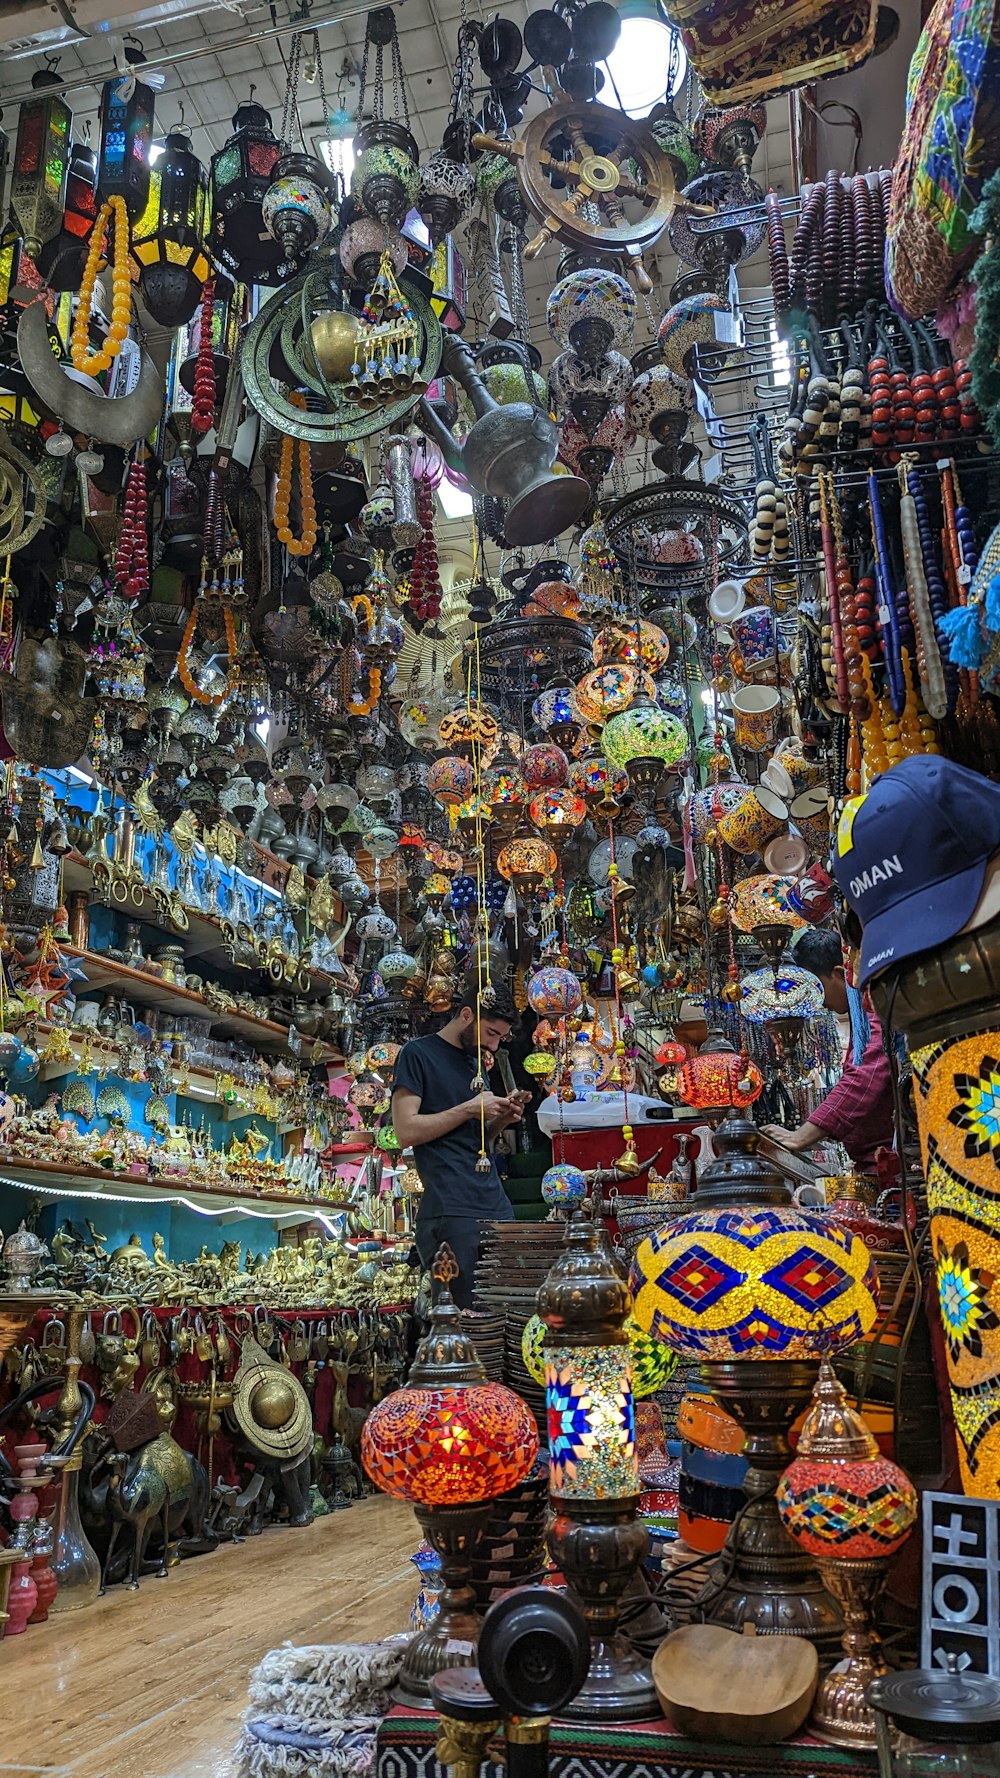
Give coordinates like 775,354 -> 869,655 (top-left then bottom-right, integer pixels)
0,0 -> 798,568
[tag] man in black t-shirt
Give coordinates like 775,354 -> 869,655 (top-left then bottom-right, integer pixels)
392,990 -> 525,1307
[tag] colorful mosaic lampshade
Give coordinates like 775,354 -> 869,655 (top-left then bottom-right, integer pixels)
208,101 -> 283,286
438,705 -> 500,758
361,1246 -> 539,1702
629,1206 -> 880,1362
520,741 -> 570,793
523,1311 -> 677,1401
601,694 -> 687,774
775,1359 -> 918,1749
541,1162 -> 588,1205
677,1034 -> 764,1113
531,685 -> 581,747
575,663 -> 655,725
131,128 -> 209,327
529,787 -> 587,833
728,873 -> 806,933
538,1213 -> 658,1720
739,965 -> 826,1023
527,966 -> 584,1018
568,753 -> 629,808
426,755 -> 475,809
496,836 -> 557,897
593,619 -> 671,673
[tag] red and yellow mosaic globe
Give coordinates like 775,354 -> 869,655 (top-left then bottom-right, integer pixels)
776,1452 -> 917,1559
361,1381 -> 539,1506
521,742 -> 570,792
427,756 -> 474,808
630,1206 -> 880,1361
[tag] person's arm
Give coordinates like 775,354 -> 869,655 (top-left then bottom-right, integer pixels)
392,1086 -> 511,1148
807,1025 -> 893,1150
762,1120 -> 825,1153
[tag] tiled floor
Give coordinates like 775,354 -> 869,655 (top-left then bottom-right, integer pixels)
0,1495 -> 415,1778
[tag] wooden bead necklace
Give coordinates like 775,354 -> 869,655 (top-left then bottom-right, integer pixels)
71,196 -> 131,378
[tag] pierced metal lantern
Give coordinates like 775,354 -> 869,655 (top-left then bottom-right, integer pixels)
132,130 -> 210,327
97,73 -> 155,218
10,82 -> 72,259
209,101 -> 283,287
36,140 -> 97,292
418,148 -> 475,247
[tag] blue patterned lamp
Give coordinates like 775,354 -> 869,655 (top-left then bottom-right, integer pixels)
537,1212 -> 658,1722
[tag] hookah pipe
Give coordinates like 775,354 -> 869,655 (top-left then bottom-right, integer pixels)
0,1374 -> 96,1494
433,1588 -> 589,1778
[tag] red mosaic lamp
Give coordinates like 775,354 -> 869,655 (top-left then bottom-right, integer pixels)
776,1359 -> 917,1749
676,1030 -> 764,1115
361,1246 -> 538,1701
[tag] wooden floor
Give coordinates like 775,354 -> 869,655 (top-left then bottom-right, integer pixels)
0,1495 -> 416,1778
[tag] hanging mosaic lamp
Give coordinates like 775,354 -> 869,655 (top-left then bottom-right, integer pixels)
496,835 -> 557,898
776,1359 -> 917,1749
208,101 -> 283,286
568,752 -> 629,811
262,150 -> 336,277
361,1247 -> 538,1699
418,148 -> 476,247
97,72 -> 156,219
575,664 -> 655,727
531,685 -> 581,749
36,139 -> 97,292
10,75 -> 72,259
539,1212 -> 659,1720
676,1032 -> 764,1114
132,130 -> 210,327
593,618 -> 671,673
426,756 -> 475,809
601,692 -> 687,796
520,742 -> 570,793
540,1162 -> 588,1206
528,787 -> 587,834
546,266 -> 637,362
527,966 -> 584,1018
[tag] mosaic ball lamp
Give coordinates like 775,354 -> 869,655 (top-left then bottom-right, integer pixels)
568,753 -> 629,808
546,267 -> 637,361
527,967 -> 584,1019
426,755 -> 475,809
361,1247 -> 539,1701
601,695 -> 686,797
496,836 -> 557,898
541,1162 -> 588,1206
631,1208 -> 879,1364
538,1213 -> 659,1721
520,741 -> 570,793
593,619 -> 671,674
776,1359 -> 917,1749
531,685 -> 581,747
528,787 -> 587,834
575,664 -> 655,726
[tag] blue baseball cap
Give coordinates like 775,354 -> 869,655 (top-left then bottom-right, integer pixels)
833,757 -> 1000,986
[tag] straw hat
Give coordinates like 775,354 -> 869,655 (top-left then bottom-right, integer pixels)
231,1336 -> 312,1462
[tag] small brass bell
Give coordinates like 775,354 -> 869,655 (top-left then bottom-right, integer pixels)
708,898 -> 730,930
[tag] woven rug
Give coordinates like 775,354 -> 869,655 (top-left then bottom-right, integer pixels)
233,1639 -> 406,1778
377,1706 -> 879,1778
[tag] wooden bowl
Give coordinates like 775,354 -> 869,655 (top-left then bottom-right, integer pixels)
652,1623 -> 818,1744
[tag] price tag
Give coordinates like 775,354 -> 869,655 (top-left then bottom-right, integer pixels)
445,1638 -> 475,1657
958,566 -> 973,586
878,604 -> 891,624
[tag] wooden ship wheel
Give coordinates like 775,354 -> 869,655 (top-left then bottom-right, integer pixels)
474,100 -> 698,286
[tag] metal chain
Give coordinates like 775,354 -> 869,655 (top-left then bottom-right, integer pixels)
279,30 -> 304,150
388,24 -> 410,129
313,29 -> 334,156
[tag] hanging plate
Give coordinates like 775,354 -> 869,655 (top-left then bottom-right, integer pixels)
242,263 -> 443,445
17,299 -> 164,448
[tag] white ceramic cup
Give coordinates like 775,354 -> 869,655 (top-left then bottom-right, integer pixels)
708,580 -> 747,625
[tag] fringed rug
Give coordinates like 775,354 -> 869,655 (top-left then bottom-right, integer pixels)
232,1639 -> 406,1778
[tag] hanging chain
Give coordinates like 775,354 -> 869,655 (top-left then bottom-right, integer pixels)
313,29 -> 334,158
279,30 -> 304,150
388,22 -> 410,129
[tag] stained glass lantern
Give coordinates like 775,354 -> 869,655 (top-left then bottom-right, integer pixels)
10,81 -> 72,259
529,787 -> 587,834
209,102 -> 283,287
454,795 -> 493,842
97,74 -> 155,218
131,130 -> 210,327
520,742 -> 569,793
427,756 -> 475,809
361,1247 -> 539,1699
525,1310 -> 676,1401
776,1359 -> 917,1749
541,1162 -> 587,1206
688,782 -> 750,842
527,966 -> 583,1018
549,348 -> 634,428
429,236 -> 467,332
538,1213 -> 657,1720
418,150 -> 475,247
575,664 -> 655,726
261,151 -> 335,277
496,836 -> 557,897
594,619 -> 671,673
677,1033 -> 764,1113
602,693 -> 687,796
625,350 -> 695,440
482,759 -> 524,820
531,685 -> 580,749
568,753 -> 629,809
658,293 -> 732,381
630,1207 -> 880,1362
547,267 -> 637,362
36,140 -> 97,292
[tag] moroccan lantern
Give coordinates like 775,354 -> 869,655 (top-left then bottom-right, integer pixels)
426,755 -> 474,809
132,129 -> 210,327
601,693 -> 687,796
677,1032 -> 764,1115
428,236 -> 468,331
361,1246 -> 538,1700
36,140 -> 97,291
10,79 -> 72,259
526,966 -> 583,1018
531,684 -> 580,749
496,835 -> 557,898
776,1359 -> 917,1748
521,742 -> 569,793
529,787 -> 587,835
261,151 -> 335,277
208,101 -> 283,286
97,73 -> 155,218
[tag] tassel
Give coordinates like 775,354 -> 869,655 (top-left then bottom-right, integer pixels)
984,572 -> 1000,632
846,982 -> 871,1067
939,602 -> 985,669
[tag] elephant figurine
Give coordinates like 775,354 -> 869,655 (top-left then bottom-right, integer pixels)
245,1452 -> 313,1532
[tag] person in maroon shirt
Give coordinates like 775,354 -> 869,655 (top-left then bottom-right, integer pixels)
761,926 -> 894,1172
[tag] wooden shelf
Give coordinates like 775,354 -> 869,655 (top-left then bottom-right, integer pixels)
62,947 -> 341,1065
0,1157 -> 354,1221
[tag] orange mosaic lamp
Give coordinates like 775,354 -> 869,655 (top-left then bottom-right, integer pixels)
676,1031 -> 764,1113
361,1246 -> 538,1702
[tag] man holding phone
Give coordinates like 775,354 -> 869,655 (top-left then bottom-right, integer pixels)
392,990 -> 526,1307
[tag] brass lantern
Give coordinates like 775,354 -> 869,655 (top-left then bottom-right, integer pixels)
10,76 -> 72,259
36,140 -> 98,291
97,73 -> 156,218
208,101 -> 283,287
132,129 -> 210,326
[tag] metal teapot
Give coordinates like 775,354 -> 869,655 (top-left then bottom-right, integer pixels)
418,334 -> 590,547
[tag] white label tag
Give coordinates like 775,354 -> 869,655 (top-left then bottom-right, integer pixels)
445,1639 -> 475,1657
